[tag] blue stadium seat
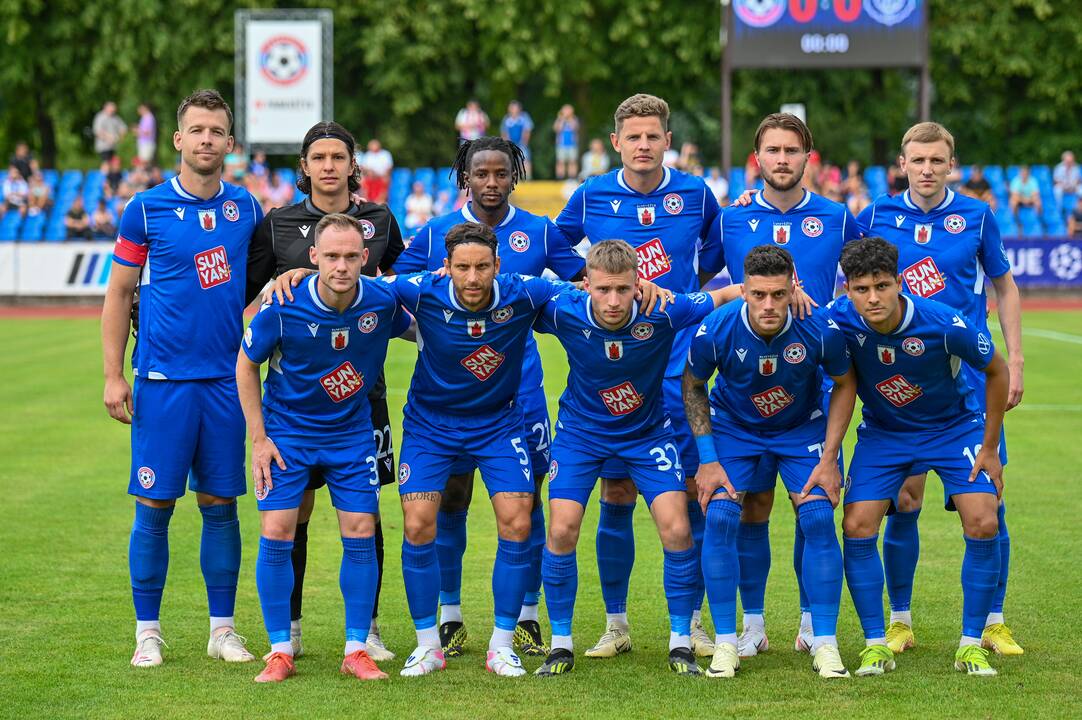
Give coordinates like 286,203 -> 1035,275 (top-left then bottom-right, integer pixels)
41,169 -> 58,189
0,171 -> 6,186
1017,206 -> 1043,237
983,165 -> 1004,187
21,214 -> 45,241
1005,165 -> 1021,183
993,208 -> 1017,238
1032,164 -> 1052,186
276,168 -> 296,187
728,168 -> 746,199
864,165 -> 888,197
412,167 -> 436,195
0,211 -> 23,242
44,222 -> 67,242
163,169 -> 177,181
1044,217 -> 1066,237
391,167 -> 411,189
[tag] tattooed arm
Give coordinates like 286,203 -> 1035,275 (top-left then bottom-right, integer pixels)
682,365 -> 736,511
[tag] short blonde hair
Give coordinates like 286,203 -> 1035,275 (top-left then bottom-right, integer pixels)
586,239 -> 638,275
614,94 -> 669,134
901,122 -> 955,158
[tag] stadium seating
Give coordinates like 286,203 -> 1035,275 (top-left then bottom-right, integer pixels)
0,210 -> 23,241
20,213 -> 45,241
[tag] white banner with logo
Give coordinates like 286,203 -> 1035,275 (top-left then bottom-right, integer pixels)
0,245 -> 15,294
0,242 -> 113,296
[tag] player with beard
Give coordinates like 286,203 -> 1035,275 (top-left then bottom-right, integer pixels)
245,121 -> 404,662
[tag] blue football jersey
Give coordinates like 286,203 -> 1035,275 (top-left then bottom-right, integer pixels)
687,302 -> 850,431
534,289 -> 715,436
856,189 -> 1010,332
388,272 -> 559,417
242,274 -> 409,444
828,294 -> 995,432
704,190 -> 859,306
114,178 -> 263,380
554,166 -> 721,377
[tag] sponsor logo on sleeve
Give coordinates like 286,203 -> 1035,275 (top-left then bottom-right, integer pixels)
944,214 -> 966,233
635,238 -> 671,281
321,361 -> 365,402
194,245 -> 231,289
663,193 -> 684,214
902,337 -> 925,356
877,345 -> 895,365
758,355 -> 778,376
772,222 -> 790,245
508,231 -> 530,252
783,343 -> 806,363
801,216 -> 823,237
901,256 -> 946,298
222,200 -> 239,222
631,322 -> 654,340
750,385 -> 794,418
460,345 -> 505,381
358,312 -> 378,333
875,374 -> 923,407
332,327 -> 349,350
636,205 -> 656,226
599,380 -> 644,416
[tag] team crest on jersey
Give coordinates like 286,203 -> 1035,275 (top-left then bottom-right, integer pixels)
321,361 -> 365,403
944,214 -> 966,234
635,238 -> 671,281
605,340 -> 624,361
599,381 -> 644,416
509,231 -> 530,252
914,223 -> 932,245
631,322 -> 654,340
636,204 -> 656,226
877,345 -> 896,365
902,337 -> 925,356
876,374 -> 923,407
358,219 -> 375,240
751,385 -> 794,418
198,209 -> 216,231
548,459 -> 559,480
398,463 -> 411,485
758,355 -> 778,376
358,312 -> 378,333
801,216 -> 823,237
467,319 -> 485,337
491,306 -> 514,323
194,245 -> 231,289
784,343 -> 806,364
222,200 -> 239,223
902,256 -> 946,297
865,0 -> 918,27
331,327 -> 349,350
663,193 -> 684,215
137,466 -> 156,489
772,222 -> 791,245
461,344 -> 505,381
733,0 -> 784,27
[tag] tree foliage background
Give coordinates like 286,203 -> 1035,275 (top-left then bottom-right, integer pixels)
1,0 -> 1079,173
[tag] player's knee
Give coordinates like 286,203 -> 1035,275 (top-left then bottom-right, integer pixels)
741,491 -> 773,523
656,514 -> 693,551
497,513 -> 531,543
600,478 -> 637,504
403,514 -> 436,544
440,474 -> 473,512
962,511 -> 999,540
842,512 -> 879,539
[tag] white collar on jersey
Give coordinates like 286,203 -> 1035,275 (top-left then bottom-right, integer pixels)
753,188 -> 812,212
584,295 -> 640,330
461,202 -> 518,228
170,176 -> 225,202
447,276 -> 502,313
616,166 -> 672,195
857,293 -> 916,335
740,301 -> 793,340
306,273 -> 364,314
902,187 -> 954,213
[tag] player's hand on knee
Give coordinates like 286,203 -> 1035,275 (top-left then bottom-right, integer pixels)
264,268 -> 314,305
104,376 -> 134,424
801,459 -> 841,507
253,436 -> 286,492
969,446 -> 1003,498
789,283 -> 818,320
638,280 -> 674,316
697,461 -> 734,512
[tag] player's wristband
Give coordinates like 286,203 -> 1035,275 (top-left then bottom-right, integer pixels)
695,435 -> 719,465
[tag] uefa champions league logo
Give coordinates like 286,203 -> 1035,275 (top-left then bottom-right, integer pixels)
865,0 -> 918,27
1049,243 -> 1082,281
733,0 -> 785,28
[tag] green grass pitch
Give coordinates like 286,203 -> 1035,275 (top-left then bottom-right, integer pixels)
1,310 -> 1080,719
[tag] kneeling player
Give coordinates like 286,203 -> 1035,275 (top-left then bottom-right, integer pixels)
535,240 -> 732,677
237,214 -> 411,682
831,238 -> 1009,677
683,246 -> 857,679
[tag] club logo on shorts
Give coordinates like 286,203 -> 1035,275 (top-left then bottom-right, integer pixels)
663,193 -> 684,214
877,345 -> 896,365
491,306 -> 514,323
194,245 -> 231,289
460,344 -> 505,381
772,222 -> 790,245
734,0 -> 785,28
509,231 -> 530,252
902,337 -> 925,356
914,223 -> 932,245
750,385 -> 794,418
876,374 -> 923,407
356,218 -> 375,240
255,483 -> 269,500
137,466 -> 156,489
198,209 -> 216,231
784,342 -> 806,364
467,319 -> 485,338
631,322 -> 654,340
801,216 -> 823,237
901,256 -> 946,298
332,327 -> 349,350
758,355 -> 778,376
599,380 -> 644,416
548,459 -> 559,480
320,361 -> 365,403
221,200 -> 239,222
605,340 -> 624,360
358,312 -> 378,333
944,214 -> 966,234
636,205 -> 656,226
635,238 -> 671,281
398,463 -> 410,485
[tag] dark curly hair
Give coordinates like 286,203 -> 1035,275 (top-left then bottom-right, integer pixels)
296,121 -> 360,195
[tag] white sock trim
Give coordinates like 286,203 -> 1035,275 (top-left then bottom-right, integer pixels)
440,604 -> 463,625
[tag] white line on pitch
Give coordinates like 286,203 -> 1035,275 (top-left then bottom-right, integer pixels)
1022,327 -> 1082,345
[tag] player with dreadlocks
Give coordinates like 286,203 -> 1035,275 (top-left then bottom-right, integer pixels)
394,135 -> 586,660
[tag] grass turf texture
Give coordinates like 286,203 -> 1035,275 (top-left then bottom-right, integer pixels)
1,311 -> 1080,719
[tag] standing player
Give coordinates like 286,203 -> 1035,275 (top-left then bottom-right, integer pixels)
102,90 -> 260,667
703,113 -> 859,657
238,214 -> 410,683
394,137 -> 584,657
856,122 -> 1024,656
553,93 -> 721,658
683,246 -> 857,679
533,240 -> 731,677
246,121 -> 404,661
832,238 -> 1008,677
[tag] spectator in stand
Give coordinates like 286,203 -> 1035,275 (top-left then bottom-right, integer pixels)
677,142 -> 702,175
887,162 -> 908,194
818,160 -> 842,199
579,137 -> 609,179
501,101 -> 534,179
224,143 -> 248,182
3,163 -> 28,214
803,149 -> 822,193
250,150 -> 269,180
433,188 -> 453,216
960,164 -> 996,209
135,103 -> 157,167
553,104 -> 579,179
90,198 -> 116,239
10,141 -> 34,180
404,180 -> 433,232
455,99 -> 489,144
65,195 -> 92,239
127,164 -> 150,194
845,159 -> 861,183
103,155 -> 123,199
26,172 -> 52,216
1054,150 -> 1080,206
704,167 -> 729,206
662,145 -> 679,168
263,169 -> 294,212
1068,195 -> 1082,238
1009,164 -> 1042,219
359,138 -> 393,204
844,174 -> 871,216
92,101 -> 126,164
